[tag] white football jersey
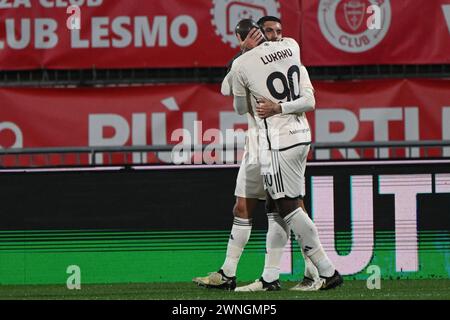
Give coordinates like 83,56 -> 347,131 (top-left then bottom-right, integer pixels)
231,38 -> 313,151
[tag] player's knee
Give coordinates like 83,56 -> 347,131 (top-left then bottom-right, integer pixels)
278,207 -> 298,217
233,200 -> 249,218
265,200 -> 277,214
276,198 -> 301,217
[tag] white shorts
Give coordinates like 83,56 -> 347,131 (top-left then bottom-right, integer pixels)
234,149 -> 266,200
260,144 -> 310,200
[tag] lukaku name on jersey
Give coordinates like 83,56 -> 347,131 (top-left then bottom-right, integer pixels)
260,48 -> 293,65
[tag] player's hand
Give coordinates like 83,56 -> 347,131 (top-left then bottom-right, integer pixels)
238,28 -> 264,52
256,98 -> 282,119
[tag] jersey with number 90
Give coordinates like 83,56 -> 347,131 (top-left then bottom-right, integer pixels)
231,38 -> 313,151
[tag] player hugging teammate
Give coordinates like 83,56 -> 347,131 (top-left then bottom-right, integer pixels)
193,17 -> 343,292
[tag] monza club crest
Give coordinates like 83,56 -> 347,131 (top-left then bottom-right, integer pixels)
211,0 -> 280,48
318,0 -> 391,53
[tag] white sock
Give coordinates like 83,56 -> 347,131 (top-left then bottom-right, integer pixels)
221,217 -> 252,277
294,212 -> 319,280
301,247 -> 319,280
309,248 -> 335,278
284,207 -> 335,278
262,212 -> 289,283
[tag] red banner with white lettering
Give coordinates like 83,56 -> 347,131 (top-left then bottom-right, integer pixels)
1,0 -> 450,69
301,0 -> 450,66
1,78 -> 449,165
0,0 -> 300,70
312,78 -> 450,159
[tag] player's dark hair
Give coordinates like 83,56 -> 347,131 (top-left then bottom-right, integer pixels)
257,16 -> 282,27
235,19 -> 261,41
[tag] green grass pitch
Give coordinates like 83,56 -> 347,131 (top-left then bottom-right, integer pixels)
0,280 -> 449,300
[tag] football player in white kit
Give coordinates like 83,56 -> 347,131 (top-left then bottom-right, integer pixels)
193,17 -> 322,292
231,19 -> 343,292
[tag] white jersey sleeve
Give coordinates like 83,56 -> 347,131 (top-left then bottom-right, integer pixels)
220,71 -> 233,96
231,61 -> 252,115
299,65 -> 314,91
231,62 -> 248,97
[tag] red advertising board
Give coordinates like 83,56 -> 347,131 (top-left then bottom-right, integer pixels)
311,78 -> 450,159
0,0 -> 300,69
301,0 -> 450,65
1,0 -> 450,69
1,78 -> 449,164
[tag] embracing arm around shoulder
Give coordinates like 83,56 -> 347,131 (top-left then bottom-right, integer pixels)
279,87 -> 315,115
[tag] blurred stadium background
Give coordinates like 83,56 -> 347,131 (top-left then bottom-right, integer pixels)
0,0 -> 449,299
